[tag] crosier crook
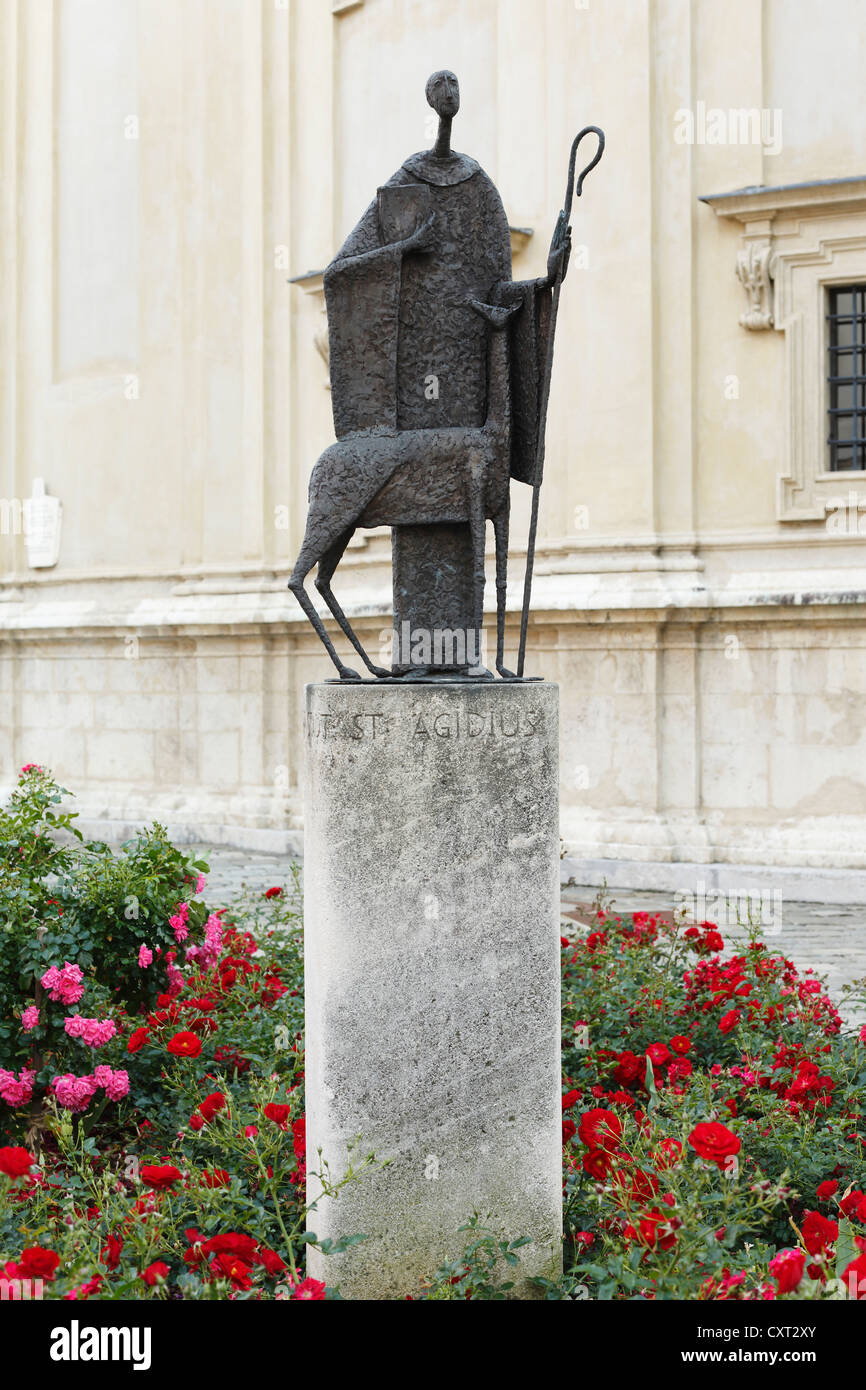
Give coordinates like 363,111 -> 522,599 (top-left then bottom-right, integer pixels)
515,124 -> 606,677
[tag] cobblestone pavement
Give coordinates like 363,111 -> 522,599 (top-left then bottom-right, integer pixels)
192,847 -> 866,1025
191,846 -> 299,905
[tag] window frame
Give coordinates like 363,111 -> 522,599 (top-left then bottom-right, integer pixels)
701,176 -> 866,521
826,283 -> 866,473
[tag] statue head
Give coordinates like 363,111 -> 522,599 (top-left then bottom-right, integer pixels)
425,70 -> 460,121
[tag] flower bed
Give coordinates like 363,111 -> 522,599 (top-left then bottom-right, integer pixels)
0,767 -> 335,1300
552,900 -> 866,1302
1,767 -> 865,1300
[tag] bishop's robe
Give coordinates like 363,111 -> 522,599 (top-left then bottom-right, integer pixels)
323,146 -> 551,486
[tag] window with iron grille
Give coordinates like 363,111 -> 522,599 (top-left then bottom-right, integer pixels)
827,284 -> 866,472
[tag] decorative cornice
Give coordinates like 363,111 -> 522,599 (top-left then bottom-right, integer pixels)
699,174 -> 866,222
288,269 -> 324,289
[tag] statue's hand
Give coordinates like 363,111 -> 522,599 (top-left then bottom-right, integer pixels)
403,211 -> 437,255
546,223 -> 572,285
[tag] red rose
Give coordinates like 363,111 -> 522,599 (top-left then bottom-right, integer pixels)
578,1108 -> 622,1154
127,1027 -> 150,1054
141,1260 -> 169,1286
840,1188 -> 865,1220
201,1232 -> 259,1263
198,1092 -> 226,1123
646,1043 -> 670,1067
201,1168 -> 230,1188
816,1179 -> 838,1201
100,1234 -> 123,1270
265,886 -> 282,899
612,1051 -> 643,1087
769,1248 -> 805,1295
614,1166 -> 660,1205
292,1115 -> 306,1161
638,1207 -> 679,1251
167,1031 -> 202,1058
688,1121 -> 741,1169
719,1010 -> 741,1035
259,1247 -> 287,1275
842,1251 -> 866,1298
669,1035 -> 692,1055
0,1146 -> 33,1179
802,1210 -> 838,1255
186,1016 -> 217,1036
667,1058 -> 693,1084
652,1138 -> 683,1170
183,1229 -> 204,1268
188,1113 -> 204,1132
264,1102 -> 291,1130
291,1277 -> 326,1300
66,1273 -> 102,1301
212,1253 -> 253,1289
562,1118 -> 576,1146
582,1147 -> 612,1180
140,1163 -> 183,1190
18,1247 -> 60,1281
561,1088 -> 580,1110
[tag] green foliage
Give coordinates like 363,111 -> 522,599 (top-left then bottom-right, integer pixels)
413,1216 -> 533,1300
0,766 -> 210,1107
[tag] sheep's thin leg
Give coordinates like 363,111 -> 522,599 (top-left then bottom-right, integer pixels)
289,530 -> 362,681
316,530 -> 391,677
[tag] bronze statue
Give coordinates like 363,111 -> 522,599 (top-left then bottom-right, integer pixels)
289,70 -> 603,680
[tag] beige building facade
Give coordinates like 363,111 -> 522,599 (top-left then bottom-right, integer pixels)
1,0 -> 865,897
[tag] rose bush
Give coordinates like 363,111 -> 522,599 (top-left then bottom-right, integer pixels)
2,768 -> 865,1299
547,898 -> 866,1301
0,768 -> 370,1299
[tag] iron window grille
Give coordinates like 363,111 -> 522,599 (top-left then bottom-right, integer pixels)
827,284 -> 866,472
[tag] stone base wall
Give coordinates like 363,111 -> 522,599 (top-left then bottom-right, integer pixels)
2,583 -> 865,893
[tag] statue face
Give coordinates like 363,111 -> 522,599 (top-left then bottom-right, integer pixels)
425,70 -> 460,120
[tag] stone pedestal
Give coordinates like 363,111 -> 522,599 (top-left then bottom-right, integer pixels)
303,680 -> 562,1299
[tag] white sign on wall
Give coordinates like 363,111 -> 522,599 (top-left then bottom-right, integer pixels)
23,479 -> 62,569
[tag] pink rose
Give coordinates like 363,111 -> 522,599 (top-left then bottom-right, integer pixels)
41,961 -> 84,1005
50,1073 -> 97,1113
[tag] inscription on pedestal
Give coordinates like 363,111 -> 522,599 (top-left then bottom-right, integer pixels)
305,705 -> 545,741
